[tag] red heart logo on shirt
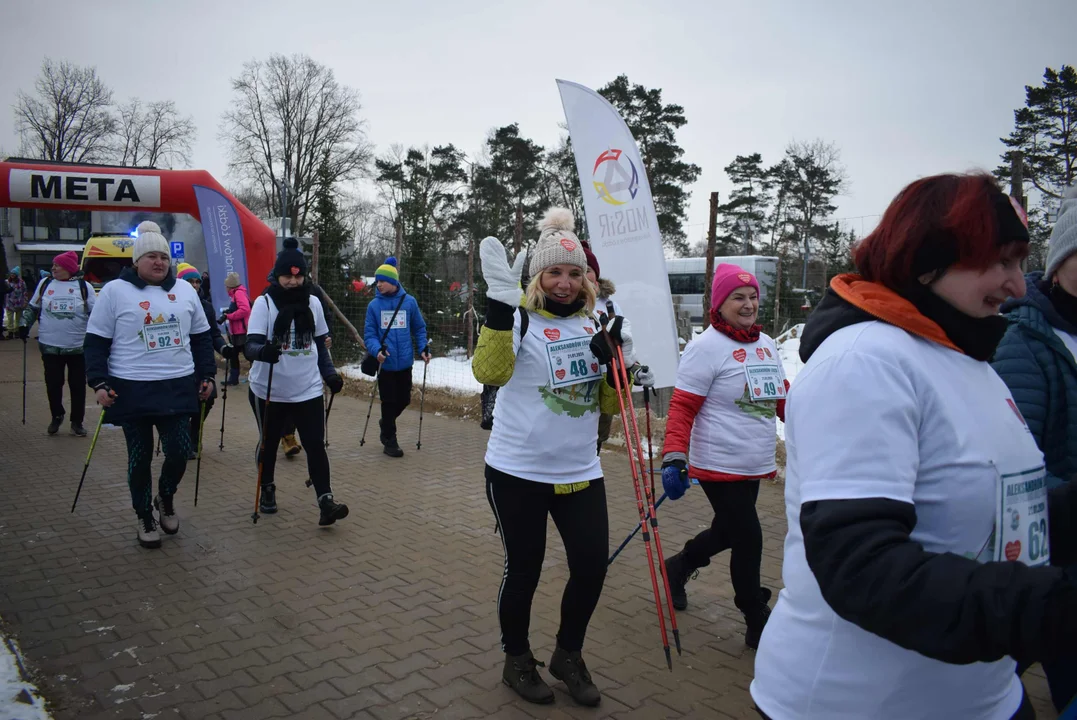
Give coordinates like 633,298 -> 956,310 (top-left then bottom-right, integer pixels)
139,301 -> 151,310
149,341 -> 156,349
585,327 -> 594,335
555,369 -> 566,380
591,363 -> 599,373
1004,540 -> 1021,561
754,387 -> 762,397
168,294 -> 176,301
756,348 -> 766,360
765,347 -> 772,358
174,338 -> 181,345
733,349 -> 747,363
544,328 -> 560,341
47,289 -> 54,295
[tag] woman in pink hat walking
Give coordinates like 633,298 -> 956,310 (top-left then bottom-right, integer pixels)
659,263 -> 787,649
19,251 -> 97,435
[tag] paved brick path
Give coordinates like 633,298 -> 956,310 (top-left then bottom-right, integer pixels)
0,339 -> 1056,719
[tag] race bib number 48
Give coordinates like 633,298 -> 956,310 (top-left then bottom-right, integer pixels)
144,321 -> 183,352
546,336 -> 601,389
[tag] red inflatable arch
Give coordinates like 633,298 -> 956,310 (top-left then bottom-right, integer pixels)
0,159 -> 275,312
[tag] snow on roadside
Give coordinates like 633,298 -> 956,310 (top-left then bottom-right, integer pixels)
340,351 -> 483,395
0,620 -> 52,720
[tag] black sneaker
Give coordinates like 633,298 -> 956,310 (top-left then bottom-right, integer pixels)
318,494 -> 349,526
742,588 -> 774,650
382,437 -> 404,458
70,422 -> 87,437
47,417 -> 63,435
549,646 -> 600,706
259,483 -> 278,514
664,553 -> 699,612
502,651 -> 554,705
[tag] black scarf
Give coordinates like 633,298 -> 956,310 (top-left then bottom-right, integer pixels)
900,283 -> 1009,361
1049,281 -> 1077,329
544,297 -> 586,317
266,281 -> 315,346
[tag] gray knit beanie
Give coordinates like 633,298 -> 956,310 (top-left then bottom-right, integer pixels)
528,207 -> 587,278
1046,186 -> 1077,280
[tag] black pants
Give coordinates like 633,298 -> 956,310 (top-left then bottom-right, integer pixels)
680,479 -> 763,610
249,390 -> 331,497
120,415 -> 190,516
485,466 -> 608,656
378,368 -> 412,438
42,353 -> 85,424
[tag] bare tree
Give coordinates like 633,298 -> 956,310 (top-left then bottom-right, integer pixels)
14,58 -> 116,163
115,99 -> 196,168
220,53 -> 372,233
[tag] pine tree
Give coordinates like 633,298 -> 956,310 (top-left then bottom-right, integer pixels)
718,153 -> 773,255
597,75 -> 701,255
310,153 -> 352,301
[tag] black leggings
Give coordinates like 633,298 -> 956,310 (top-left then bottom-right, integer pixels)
42,353 -> 85,424
249,390 -> 331,497
120,415 -> 191,516
485,466 -> 608,656
680,479 -> 763,610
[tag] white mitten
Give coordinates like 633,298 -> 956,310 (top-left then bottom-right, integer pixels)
480,236 -> 526,307
633,364 -> 655,388
618,315 -> 636,367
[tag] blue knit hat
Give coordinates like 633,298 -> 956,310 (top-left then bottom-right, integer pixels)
375,257 -> 400,288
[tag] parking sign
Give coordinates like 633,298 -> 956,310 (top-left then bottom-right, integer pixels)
170,241 -> 184,259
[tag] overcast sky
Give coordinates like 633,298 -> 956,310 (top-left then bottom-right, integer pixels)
1,0 -> 1073,242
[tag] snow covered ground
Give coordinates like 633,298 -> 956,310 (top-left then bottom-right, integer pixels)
0,621 -> 52,720
340,349 -> 483,395
774,324 -> 806,441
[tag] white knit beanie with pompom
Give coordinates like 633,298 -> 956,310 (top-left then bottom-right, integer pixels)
528,207 -> 587,277
133,220 -> 169,262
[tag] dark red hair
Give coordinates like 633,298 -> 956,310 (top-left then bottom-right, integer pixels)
854,173 -> 1026,290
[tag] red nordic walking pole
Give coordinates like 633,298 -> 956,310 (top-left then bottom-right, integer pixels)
614,344 -> 681,660
600,315 -> 674,670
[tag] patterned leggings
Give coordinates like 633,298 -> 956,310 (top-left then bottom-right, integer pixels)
120,415 -> 192,516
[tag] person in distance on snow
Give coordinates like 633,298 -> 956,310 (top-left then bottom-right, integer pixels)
580,242 -> 654,453
19,251 -> 97,437
659,264 -> 786,649
243,241 -> 348,526
751,173 -> 1077,720
177,263 -> 235,458
473,207 -> 631,708
362,256 -> 429,458
83,221 -> 216,549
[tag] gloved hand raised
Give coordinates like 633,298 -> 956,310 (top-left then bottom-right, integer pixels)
480,236 -> 527,308
589,315 -> 634,368
633,364 -> 655,388
259,342 -> 282,364
661,454 -> 690,501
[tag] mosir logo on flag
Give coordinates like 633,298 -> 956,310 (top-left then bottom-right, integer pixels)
593,149 -> 639,206
8,169 -> 161,207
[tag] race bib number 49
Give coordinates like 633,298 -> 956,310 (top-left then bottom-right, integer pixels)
144,321 -> 183,352
745,363 -> 784,402
546,336 -> 601,389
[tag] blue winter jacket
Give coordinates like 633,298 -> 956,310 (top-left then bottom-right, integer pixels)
991,272 -> 1077,489
363,287 -> 428,372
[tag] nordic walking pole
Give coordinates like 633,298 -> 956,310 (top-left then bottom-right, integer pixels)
599,314 -> 672,669
218,354 -> 229,450
416,347 -> 429,450
21,334 -> 27,425
71,408 -> 106,513
194,399 -> 207,506
643,382 -> 657,502
615,342 -> 681,659
324,390 -> 335,448
252,360 -> 275,524
608,492 -> 668,566
359,372 -> 379,446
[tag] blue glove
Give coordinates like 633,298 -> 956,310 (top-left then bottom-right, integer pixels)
662,458 -> 690,501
